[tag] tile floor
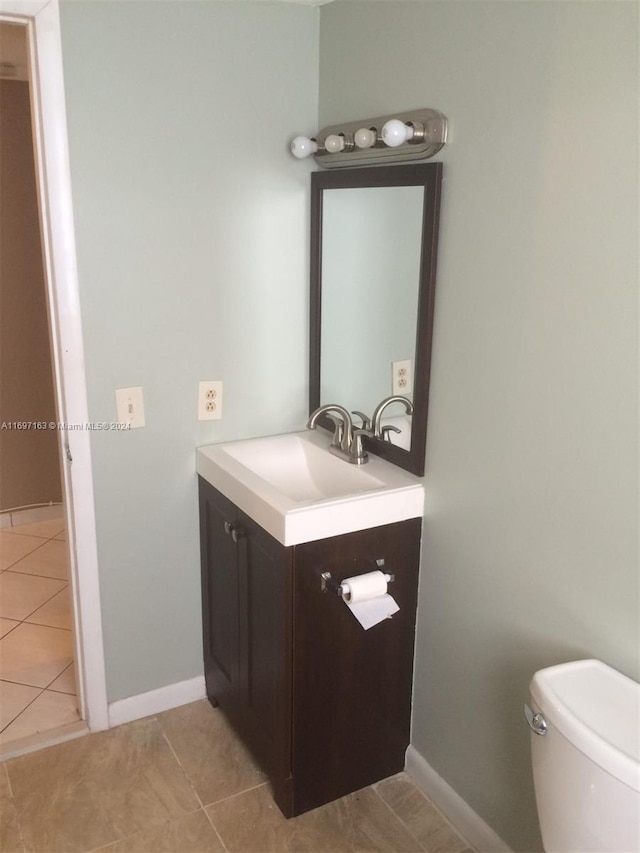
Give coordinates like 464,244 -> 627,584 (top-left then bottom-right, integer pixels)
0,517 -> 81,749
1,698 -> 474,853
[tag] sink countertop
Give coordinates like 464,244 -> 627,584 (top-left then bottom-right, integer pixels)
196,429 -> 424,546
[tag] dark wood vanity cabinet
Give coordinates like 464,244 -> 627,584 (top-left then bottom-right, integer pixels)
199,476 -> 421,818
198,479 -> 293,795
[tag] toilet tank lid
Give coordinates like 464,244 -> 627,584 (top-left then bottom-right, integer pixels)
530,659 -> 640,793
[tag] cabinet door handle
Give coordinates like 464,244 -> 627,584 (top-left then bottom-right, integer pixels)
224,520 -> 245,543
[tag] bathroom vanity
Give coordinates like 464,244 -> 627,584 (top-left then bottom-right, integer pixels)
197,431 -> 423,817
197,162 -> 441,816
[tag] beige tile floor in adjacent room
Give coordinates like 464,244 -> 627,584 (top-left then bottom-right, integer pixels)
1,698 -> 474,853
0,517 -> 81,750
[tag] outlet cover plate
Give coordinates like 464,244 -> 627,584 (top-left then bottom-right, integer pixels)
198,380 -> 223,421
392,360 -> 412,396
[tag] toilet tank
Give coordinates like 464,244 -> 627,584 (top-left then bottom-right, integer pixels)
528,659 -> 640,853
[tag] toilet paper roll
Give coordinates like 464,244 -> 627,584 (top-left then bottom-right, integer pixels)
341,570 -> 400,630
341,570 -> 389,603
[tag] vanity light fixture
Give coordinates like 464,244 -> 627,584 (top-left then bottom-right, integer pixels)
324,134 -> 345,154
290,108 -> 447,169
290,135 -> 319,159
354,127 -> 377,149
381,118 -> 424,148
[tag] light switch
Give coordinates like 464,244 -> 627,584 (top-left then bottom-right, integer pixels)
115,386 -> 145,429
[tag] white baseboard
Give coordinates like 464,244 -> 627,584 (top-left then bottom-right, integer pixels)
0,503 -> 64,528
108,675 -> 206,728
405,745 -> 512,853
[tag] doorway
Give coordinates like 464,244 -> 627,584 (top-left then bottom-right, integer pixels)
0,0 -> 108,753
0,22 -> 81,747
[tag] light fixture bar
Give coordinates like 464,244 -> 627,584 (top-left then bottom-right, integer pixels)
290,108 -> 447,168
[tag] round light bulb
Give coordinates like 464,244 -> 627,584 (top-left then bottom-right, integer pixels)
324,134 -> 345,154
354,127 -> 377,149
381,119 -> 414,148
290,136 -> 318,159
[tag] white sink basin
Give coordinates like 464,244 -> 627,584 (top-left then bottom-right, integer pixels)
196,429 -> 424,546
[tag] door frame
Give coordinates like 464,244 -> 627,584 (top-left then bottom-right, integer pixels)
0,0 -> 108,731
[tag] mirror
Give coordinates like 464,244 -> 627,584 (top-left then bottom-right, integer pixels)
309,163 -> 442,476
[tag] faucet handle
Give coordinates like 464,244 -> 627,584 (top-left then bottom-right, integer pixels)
380,424 -> 402,443
352,410 -> 372,430
325,413 -> 345,448
351,428 -> 374,464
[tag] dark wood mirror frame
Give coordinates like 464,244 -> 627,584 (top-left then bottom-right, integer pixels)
309,163 -> 442,477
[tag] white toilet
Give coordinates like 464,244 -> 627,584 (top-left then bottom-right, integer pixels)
526,659 -> 640,853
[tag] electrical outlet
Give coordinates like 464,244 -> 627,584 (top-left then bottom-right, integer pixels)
198,380 -> 223,421
392,360 -> 412,396
115,386 -> 146,429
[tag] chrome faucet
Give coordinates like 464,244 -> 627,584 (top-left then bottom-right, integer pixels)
371,395 -> 414,439
307,404 -> 370,465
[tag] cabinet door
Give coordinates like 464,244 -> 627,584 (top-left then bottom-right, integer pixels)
199,478 -> 241,712
198,479 -> 293,812
292,518 -> 422,815
236,511 -> 293,811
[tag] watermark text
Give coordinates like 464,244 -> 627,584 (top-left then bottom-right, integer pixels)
1,421 -> 131,431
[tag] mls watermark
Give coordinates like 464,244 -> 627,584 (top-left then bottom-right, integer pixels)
1,422 -> 131,431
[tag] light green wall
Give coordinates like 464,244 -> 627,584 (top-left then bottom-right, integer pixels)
319,2 -> 638,850
60,0 -> 319,702
60,1 -> 638,847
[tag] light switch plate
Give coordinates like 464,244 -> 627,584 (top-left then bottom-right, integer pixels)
115,386 -> 145,429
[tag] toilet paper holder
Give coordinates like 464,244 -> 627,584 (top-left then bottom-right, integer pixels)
320,559 -> 394,596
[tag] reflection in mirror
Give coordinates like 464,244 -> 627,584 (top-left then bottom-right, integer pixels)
321,185 -> 423,452
310,164 -> 442,476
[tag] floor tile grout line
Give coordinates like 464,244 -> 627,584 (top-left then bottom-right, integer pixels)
158,728 -> 232,853
2,529 -> 63,542
2,564 -> 68,583
86,831 -> 140,853
0,664 -> 76,711
1,533 -> 68,581
202,803 -> 232,853
0,668 -> 77,710
43,686 -> 77,697
406,782 -> 475,852
158,723 -> 264,852
0,531 -> 76,753
23,608 -> 72,632
2,760 -> 29,853
376,777 -> 474,853
1,677 -> 52,689
2,760 -> 13,795
0,619 -> 22,641
0,675 -> 76,695
0,536 -> 59,571
0,683 -> 48,735
0,610 -> 74,688
202,779 -> 271,810
43,660 -> 76,688
0,611 -> 74,688
4,566 -> 69,583
43,660 -> 77,691
0,618 -> 72,638
158,726 -> 215,812
370,781 -> 431,853
84,805 -> 216,853
0,584 -> 72,626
